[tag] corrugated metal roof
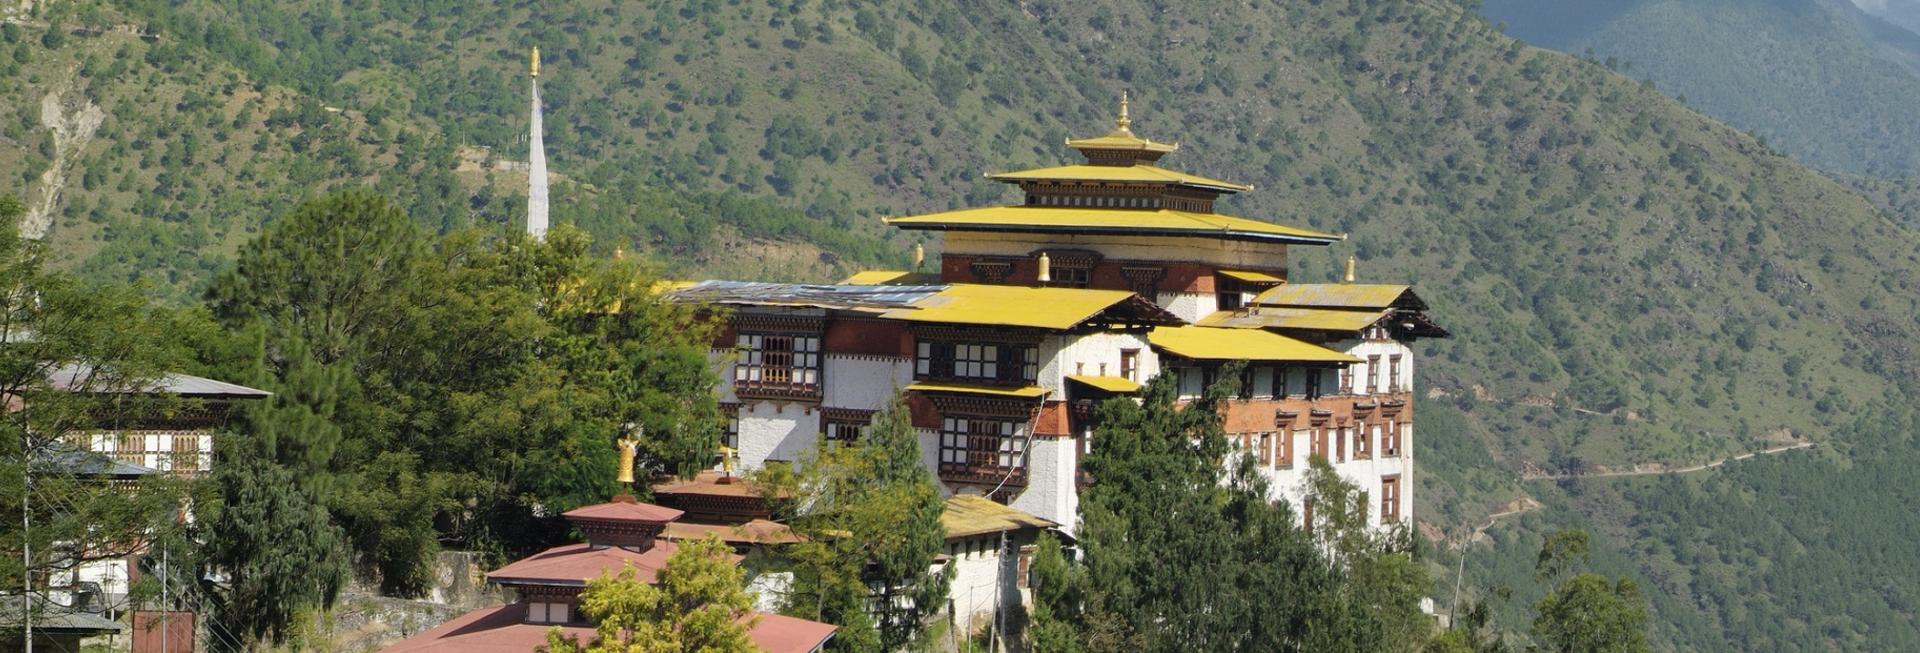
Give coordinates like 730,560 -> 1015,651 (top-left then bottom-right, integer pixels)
883,284 -> 1150,330
46,365 -> 271,398
1066,375 -> 1142,393
667,280 -> 946,311
1198,308 -> 1388,333
884,206 -> 1342,245
942,495 -> 1058,539
1148,326 -> 1358,363
1217,269 -> 1285,284
1253,283 -> 1413,310
839,270 -> 944,286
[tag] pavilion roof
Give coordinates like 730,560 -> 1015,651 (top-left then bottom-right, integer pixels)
988,164 -> 1250,192
382,603 -> 836,653
486,541 -> 686,587
1147,326 -> 1357,363
885,206 -> 1341,245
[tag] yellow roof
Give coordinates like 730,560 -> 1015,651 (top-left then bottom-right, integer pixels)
1148,326 -> 1358,363
1217,269 -> 1285,284
989,164 -> 1250,192
1065,132 -> 1180,153
1197,308 -> 1388,332
884,284 -> 1164,330
1253,283 -> 1411,309
942,495 -> 1059,539
905,382 -> 1049,399
885,206 -> 1342,245
1066,375 -> 1142,393
840,270 -> 943,285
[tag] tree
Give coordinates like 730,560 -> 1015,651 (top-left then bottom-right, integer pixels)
1027,532 -> 1083,653
1530,529 -> 1648,653
1072,364 -> 1381,652
196,458 -> 350,650
545,535 -> 759,653
774,393 -> 949,652
1,193 -> 197,620
1303,457 -> 1433,652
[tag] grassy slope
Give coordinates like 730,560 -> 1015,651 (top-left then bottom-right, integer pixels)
1482,0 -> 1920,177
9,0 -> 1920,646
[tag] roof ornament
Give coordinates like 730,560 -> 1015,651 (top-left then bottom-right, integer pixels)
1344,255 -> 1356,283
1115,90 -> 1132,135
1037,251 -> 1052,284
530,46 -> 540,78
913,242 -> 925,270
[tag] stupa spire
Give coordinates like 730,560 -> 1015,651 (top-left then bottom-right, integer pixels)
527,46 -> 550,241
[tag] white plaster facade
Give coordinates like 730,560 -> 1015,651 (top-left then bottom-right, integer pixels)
941,533 -> 1032,645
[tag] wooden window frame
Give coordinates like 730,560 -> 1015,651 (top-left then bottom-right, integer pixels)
1389,355 -> 1403,393
1381,475 -> 1402,522
1119,349 -> 1139,382
821,408 -> 876,444
1353,421 -> 1371,460
1276,430 -> 1294,469
938,416 -> 1027,484
735,332 -> 822,399
1366,355 -> 1381,394
1383,419 -> 1403,457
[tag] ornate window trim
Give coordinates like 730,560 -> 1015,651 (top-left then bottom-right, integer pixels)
970,259 -> 1014,283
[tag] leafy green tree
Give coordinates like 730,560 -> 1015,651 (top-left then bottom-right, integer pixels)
1074,364 -> 1380,652
545,535 -> 759,653
775,393 -> 949,652
0,193 -> 196,615
1303,457 -> 1434,651
1530,529 -> 1648,653
197,458 -> 350,650
1027,532 -> 1083,653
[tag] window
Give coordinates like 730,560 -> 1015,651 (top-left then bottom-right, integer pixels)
115,432 -> 144,465
1367,355 -> 1381,394
822,409 -> 875,444
1276,430 -> 1294,469
170,434 -> 201,473
1383,420 -> 1403,457
1309,426 -> 1327,460
1336,424 -> 1347,462
1257,432 -> 1273,466
1306,369 -> 1322,399
1121,267 -> 1164,298
917,341 -> 1037,384
1119,349 -> 1139,382
1238,366 -> 1256,400
1052,264 -> 1091,288
1216,277 -> 1244,311
939,417 -> 1026,482
1339,365 -> 1353,395
1273,367 -> 1291,399
1353,421 -> 1371,460
1381,476 -> 1402,522
735,333 -> 821,395
719,403 -> 740,449
1389,355 -> 1403,393
528,602 -> 570,624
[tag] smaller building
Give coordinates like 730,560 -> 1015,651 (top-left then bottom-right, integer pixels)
939,495 -> 1057,647
384,494 -> 836,653
0,595 -> 124,653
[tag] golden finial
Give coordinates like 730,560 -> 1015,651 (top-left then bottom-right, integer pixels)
530,46 -> 540,78
616,426 -> 640,485
1344,255 -> 1356,283
1037,252 -> 1052,284
719,445 -> 737,479
1115,90 -> 1132,133
912,242 -> 925,270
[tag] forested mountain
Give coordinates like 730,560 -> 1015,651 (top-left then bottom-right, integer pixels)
7,0 -> 1920,648
1481,0 -> 1920,178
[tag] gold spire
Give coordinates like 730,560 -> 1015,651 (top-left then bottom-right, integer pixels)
912,242 -> 925,270
1037,251 -> 1052,284
530,46 -> 540,78
1115,90 -> 1132,134
1344,255 -> 1356,283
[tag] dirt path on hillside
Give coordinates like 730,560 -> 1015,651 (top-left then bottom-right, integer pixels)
1520,441 -> 1817,481
21,76 -> 105,240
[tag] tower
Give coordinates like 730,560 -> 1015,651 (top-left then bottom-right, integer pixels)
526,46 -> 550,241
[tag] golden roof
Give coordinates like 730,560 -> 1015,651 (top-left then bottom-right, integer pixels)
905,382 -> 1049,399
1148,326 -> 1358,363
988,164 -> 1250,192
1065,375 -> 1142,393
883,284 -> 1178,330
839,270 -> 943,285
884,206 -> 1342,245
1216,269 -> 1285,284
1197,307 -> 1389,332
942,495 -> 1058,539
1252,283 -> 1413,310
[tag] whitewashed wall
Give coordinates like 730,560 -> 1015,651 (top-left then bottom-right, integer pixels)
1009,436 -> 1076,536
1037,332 -> 1159,393
821,355 -> 912,410
942,534 -> 1032,646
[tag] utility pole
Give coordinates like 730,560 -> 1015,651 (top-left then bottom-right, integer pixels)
22,446 -> 32,653
160,546 -> 169,653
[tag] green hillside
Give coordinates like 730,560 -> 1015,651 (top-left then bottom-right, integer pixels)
6,0 -> 1920,647
1481,0 -> 1920,177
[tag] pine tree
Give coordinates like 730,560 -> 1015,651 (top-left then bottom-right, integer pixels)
196,458 -> 350,650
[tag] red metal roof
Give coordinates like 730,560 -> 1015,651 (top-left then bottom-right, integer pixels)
485,542 -> 680,586
562,498 -> 684,523
381,603 -> 836,653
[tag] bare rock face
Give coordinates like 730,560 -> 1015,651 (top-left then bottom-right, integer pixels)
21,84 -> 105,240
329,551 -> 507,651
